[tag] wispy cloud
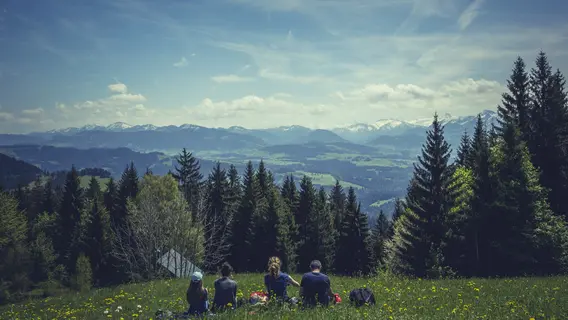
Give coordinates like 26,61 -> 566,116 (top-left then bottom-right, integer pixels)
173,56 -> 188,68
108,83 -> 128,94
457,0 -> 485,31
211,74 -> 255,83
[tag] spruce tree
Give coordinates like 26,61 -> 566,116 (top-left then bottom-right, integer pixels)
496,56 -> 530,140
85,176 -> 102,201
371,211 -> 390,272
296,175 -> 318,270
229,161 -> 256,272
386,113 -> 457,277
56,166 -> 84,275
281,174 -> 299,216
204,162 -> 231,271
456,130 -> 471,167
172,148 -> 203,220
329,180 -> 346,233
336,187 -> 371,275
314,186 -> 336,270
226,164 -> 242,216
467,114 -> 495,277
42,178 -> 56,215
526,52 -> 568,218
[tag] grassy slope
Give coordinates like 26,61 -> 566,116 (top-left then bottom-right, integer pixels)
2,274 -> 566,320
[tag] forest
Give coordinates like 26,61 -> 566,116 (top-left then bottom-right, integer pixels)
1,51 -> 568,304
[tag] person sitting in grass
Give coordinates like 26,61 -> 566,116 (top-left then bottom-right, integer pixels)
264,256 -> 300,303
186,271 -> 209,316
300,260 -> 334,308
212,262 -> 238,311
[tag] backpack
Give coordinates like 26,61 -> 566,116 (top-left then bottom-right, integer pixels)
349,288 -> 376,307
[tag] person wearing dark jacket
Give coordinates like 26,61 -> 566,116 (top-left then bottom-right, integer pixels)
212,262 -> 238,311
300,260 -> 334,308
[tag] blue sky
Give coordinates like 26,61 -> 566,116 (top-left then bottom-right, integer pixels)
0,0 -> 567,133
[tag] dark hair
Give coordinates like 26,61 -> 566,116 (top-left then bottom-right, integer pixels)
220,262 -> 233,277
310,260 -> 322,271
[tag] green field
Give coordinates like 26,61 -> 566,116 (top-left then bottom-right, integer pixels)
290,171 -> 364,190
79,176 -> 110,191
371,198 -> 393,208
2,274 -> 566,319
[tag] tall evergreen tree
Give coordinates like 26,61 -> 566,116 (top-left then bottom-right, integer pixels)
386,114 -> 457,277
456,130 -> 471,167
336,187 -> 371,275
329,180 -> 346,233
56,166 -> 84,275
42,178 -> 56,215
371,211 -> 390,272
314,186 -> 336,269
204,162 -> 231,271
281,174 -> 299,215
226,164 -> 242,215
467,114 -> 495,276
296,176 -> 318,270
229,161 -> 256,272
526,52 -> 568,218
172,148 -> 203,219
85,176 -> 102,201
496,56 -> 531,140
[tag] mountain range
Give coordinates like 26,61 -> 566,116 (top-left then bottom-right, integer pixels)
2,109 -> 498,152
0,109 -> 499,216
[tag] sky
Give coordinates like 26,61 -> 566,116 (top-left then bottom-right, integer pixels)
1,0 -> 568,133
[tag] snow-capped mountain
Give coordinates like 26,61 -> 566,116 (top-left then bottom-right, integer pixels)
31,109 -> 499,147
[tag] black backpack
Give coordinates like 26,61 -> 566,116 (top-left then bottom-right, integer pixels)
349,288 -> 376,307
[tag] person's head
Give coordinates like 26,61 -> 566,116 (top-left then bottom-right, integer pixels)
268,256 -> 281,278
220,262 -> 233,278
310,260 -> 322,272
189,271 -> 204,294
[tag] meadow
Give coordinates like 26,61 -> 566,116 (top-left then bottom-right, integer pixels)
1,274 -> 566,320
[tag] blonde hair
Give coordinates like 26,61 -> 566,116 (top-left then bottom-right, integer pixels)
268,256 -> 281,278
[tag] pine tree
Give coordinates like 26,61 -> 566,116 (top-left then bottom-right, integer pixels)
526,52 -> 568,218
329,180 -> 346,233
371,211 -> 390,272
226,164 -> 242,216
314,186 -> 336,269
281,174 -> 299,215
386,114 -> 457,277
83,175 -> 109,285
229,161 -> 256,272
103,178 -> 118,215
204,162 -> 231,271
172,148 -> 203,220
336,187 -> 371,275
274,191 -> 297,273
85,176 -> 102,201
42,178 -> 56,215
296,175 -> 318,270
56,166 -> 84,275
496,56 -> 531,140
456,130 -> 471,167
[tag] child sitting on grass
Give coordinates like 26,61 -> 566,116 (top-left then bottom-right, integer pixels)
186,271 -> 209,316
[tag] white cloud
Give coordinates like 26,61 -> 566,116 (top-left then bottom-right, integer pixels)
173,56 -> 188,67
182,77 -> 503,128
108,83 -> 128,93
458,0 -> 485,31
211,74 -> 255,83
0,111 -> 14,121
21,108 -> 44,115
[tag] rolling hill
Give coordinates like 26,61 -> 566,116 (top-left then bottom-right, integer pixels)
0,153 -> 43,189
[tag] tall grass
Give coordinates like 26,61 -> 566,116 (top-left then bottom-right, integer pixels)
1,273 -> 566,319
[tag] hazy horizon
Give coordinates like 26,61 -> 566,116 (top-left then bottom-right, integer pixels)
1,0 -> 567,134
